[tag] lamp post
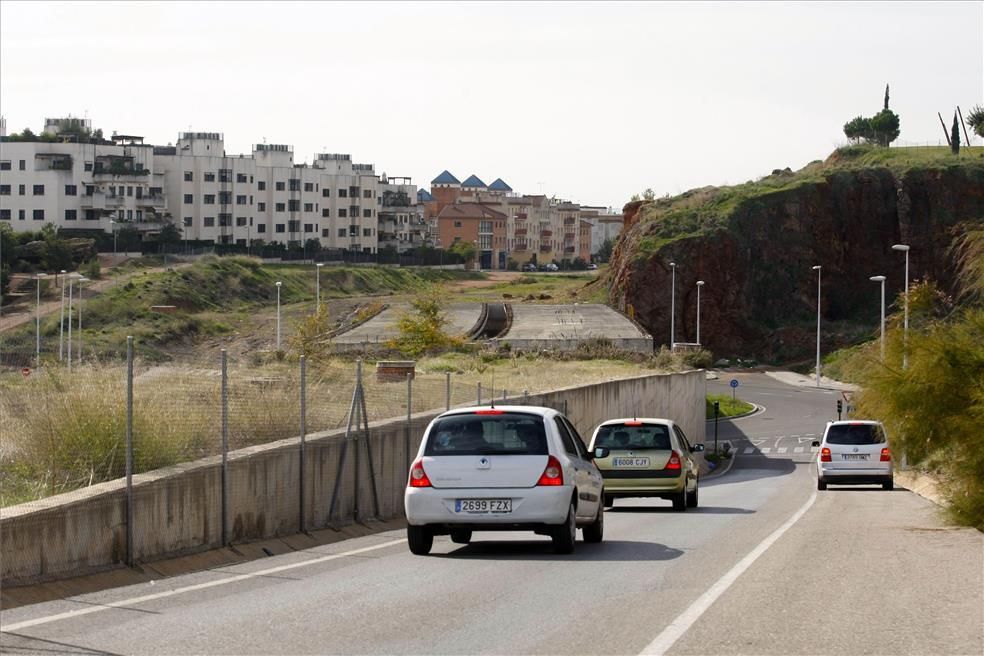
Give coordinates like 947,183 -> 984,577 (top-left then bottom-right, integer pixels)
669,261 -> 677,349
35,273 -> 47,364
892,244 -> 910,368
316,262 -> 324,308
275,281 -> 283,350
58,269 -> 67,361
870,275 -> 886,361
696,280 -> 705,346
77,276 -> 89,364
812,265 -> 822,387
67,274 -> 76,371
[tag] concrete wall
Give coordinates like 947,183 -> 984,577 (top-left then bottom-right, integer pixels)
1,370 -> 704,586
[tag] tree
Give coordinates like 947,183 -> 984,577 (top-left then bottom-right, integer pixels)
951,112 -> 961,155
448,241 -> 476,264
642,188 -> 656,201
883,84 -> 890,110
387,287 -> 463,357
288,302 -> 332,363
843,116 -> 872,144
869,109 -> 900,147
595,237 -> 615,263
158,221 -> 182,246
966,105 -> 984,139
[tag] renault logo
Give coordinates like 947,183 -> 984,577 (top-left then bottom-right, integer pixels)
477,457 -> 491,469
853,447 -> 859,453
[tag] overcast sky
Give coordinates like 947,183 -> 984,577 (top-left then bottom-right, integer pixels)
1,1 -> 981,208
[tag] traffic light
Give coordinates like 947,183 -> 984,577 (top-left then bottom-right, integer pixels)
837,399 -> 843,419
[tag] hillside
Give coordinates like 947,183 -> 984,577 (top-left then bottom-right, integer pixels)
609,146 -> 984,362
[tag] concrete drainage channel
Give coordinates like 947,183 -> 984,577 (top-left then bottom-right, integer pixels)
467,302 -> 512,340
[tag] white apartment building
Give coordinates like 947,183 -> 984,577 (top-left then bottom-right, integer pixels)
581,205 -> 624,255
0,119 -> 388,253
376,175 -> 426,253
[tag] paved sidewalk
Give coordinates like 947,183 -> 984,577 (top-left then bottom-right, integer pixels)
763,370 -> 860,392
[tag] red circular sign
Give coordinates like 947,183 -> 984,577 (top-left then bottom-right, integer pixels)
21,367 -> 31,378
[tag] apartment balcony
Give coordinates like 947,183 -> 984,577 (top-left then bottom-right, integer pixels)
136,195 -> 166,209
514,228 -> 527,236
563,218 -> 577,225
540,229 -> 552,237
514,213 -> 527,221
539,244 -> 551,253
564,246 -> 576,254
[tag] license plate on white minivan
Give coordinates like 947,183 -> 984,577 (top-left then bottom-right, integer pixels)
842,454 -> 869,460
455,499 -> 512,513
613,457 -> 651,468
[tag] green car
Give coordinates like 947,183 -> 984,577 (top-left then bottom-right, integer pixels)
588,418 -> 703,511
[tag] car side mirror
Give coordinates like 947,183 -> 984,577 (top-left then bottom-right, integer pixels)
812,440 -> 820,447
692,444 -> 705,452
593,447 -> 610,460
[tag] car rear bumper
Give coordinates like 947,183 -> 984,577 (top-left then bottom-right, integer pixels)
818,464 -> 893,484
405,485 -> 572,526
600,471 -> 686,495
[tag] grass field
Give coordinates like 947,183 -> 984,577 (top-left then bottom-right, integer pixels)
447,271 -> 605,304
706,393 -> 755,419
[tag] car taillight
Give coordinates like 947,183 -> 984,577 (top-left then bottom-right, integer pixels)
820,447 -> 832,462
537,455 -> 564,486
664,450 -> 682,470
880,448 -> 891,462
475,409 -> 503,415
408,459 -> 432,488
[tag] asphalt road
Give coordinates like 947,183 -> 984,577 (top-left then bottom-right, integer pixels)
2,373 -> 981,655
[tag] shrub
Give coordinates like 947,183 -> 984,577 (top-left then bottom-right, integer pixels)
387,287 -> 463,357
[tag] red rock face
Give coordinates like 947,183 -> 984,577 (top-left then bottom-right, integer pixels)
610,164 -> 984,362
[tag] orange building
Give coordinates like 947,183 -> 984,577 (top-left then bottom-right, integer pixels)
436,202 -> 508,269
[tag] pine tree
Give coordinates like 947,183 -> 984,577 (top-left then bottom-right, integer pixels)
951,112 -> 961,155
884,84 -> 890,110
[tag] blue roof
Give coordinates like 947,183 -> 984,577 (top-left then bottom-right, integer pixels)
461,174 -> 487,188
417,189 -> 434,202
431,170 -> 460,185
488,178 -> 512,191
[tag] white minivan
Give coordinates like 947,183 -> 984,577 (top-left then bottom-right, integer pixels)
812,420 -> 894,490
404,406 -> 607,555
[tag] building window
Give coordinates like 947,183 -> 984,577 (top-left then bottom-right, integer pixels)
135,187 -> 143,199
304,203 -> 314,212
204,216 -> 215,227
236,195 -> 247,205
127,210 -> 133,221
0,161 -> 10,170
338,228 -> 346,237
19,160 -> 26,170
33,185 -> 45,196
19,184 -> 25,195
289,179 -> 300,191
204,172 -> 216,182
338,209 -> 347,218
65,184 -> 78,196
118,210 -> 124,220
0,209 -> 10,220
275,202 -> 286,212
322,188 -> 330,198
304,182 -> 314,192
0,185 -> 9,195
363,228 -> 372,237
85,185 -> 94,196
258,180 -> 266,191
288,199 -> 300,212
304,223 -> 314,233
184,194 -> 193,204
288,220 -> 300,232
219,169 -> 231,182
349,225 -> 359,236
236,216 -> 247,227
219,214 -> 231,227
136,210 -> 143,221
275,224 -> 285,233
322,208 -> 330,218
257,224 -> 266,233
322,228 -> 331,237
126,186 -> 133,197
363,209 -> 372,218
184,171 -> 193,182
33,209 -> 45,221
275,181 -> 285,191
84,161 -> 93,172
237,173 -> 248,183
454,221 -> 462,228
204,194 -> 216,204
258,202 -> 266,211
65,209 -> 77,221
19,209 -> 26,220
349,186 -> 359,197
218,191 -> 231,204
363,189 -> 372,199
183,216 -> 193,227
338,188 -> 348,198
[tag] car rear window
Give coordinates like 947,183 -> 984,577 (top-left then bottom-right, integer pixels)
425,412 -> 548,456
594,424 -> 671,449
825,423 -> 886,445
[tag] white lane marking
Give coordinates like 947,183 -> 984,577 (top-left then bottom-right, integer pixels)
790,434 -> 801,438
760,447 -> 772,454
777,447 -> 788,454
794,447 -> 804,454
743,447 -> 755,455
640,491 -> 818,655
1,538 -> 407,633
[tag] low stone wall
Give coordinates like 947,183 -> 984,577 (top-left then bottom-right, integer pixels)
1,370 -> 705,586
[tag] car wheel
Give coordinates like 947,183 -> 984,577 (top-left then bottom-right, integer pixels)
883,480 -> 894,491
450,529 -> 472,544
582,504 -> 604,544
407,526 -> 433,555
604,494 -> 615,508
552,502 -> 577,554
686,480 -> 699,508
817,478 -> 827,491
672,490 -> 687,512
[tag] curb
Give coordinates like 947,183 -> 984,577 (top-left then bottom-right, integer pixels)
702,440 -> 736,480
705,403 -> 764,423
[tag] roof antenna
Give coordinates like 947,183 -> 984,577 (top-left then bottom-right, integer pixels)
490,369 -> 495,408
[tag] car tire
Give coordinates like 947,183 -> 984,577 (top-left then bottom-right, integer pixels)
672,490 -> 687,512
686,480 -> 699,508
552,502 -> 577,554
450,529 -> 472,544
883,480 -> 894,491
817,478 -> 827,491
604,494 -> 615,508
407,526 -> 433,555
582,504 -> 604,544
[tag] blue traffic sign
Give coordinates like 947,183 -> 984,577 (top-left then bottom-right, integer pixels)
730,379 -> 739,388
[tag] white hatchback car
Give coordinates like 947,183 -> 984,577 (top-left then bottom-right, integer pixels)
812,420 -> 894,490
404,406 -> 607,555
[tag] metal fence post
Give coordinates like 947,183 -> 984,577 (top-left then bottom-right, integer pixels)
406,372 -> 413,471
125,336 -> 134,567
221,349 -> 229,547
477,382 -> 482,406
445,372 -> 451,411
524,390 -> 529,404
299,355 -> 306,533
563,399 -> 569,416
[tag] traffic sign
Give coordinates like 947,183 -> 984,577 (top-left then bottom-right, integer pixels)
730,379 -> 739,388
21,367 -> 31,379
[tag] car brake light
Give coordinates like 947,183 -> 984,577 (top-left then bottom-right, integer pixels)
820,447 -> 832,462
408,459 -> 432,487
537,455 -> 564,486
664,450 -> 682,470
623,421 -> 642,426
475,409 -> 503,415
880,448 -> 891,462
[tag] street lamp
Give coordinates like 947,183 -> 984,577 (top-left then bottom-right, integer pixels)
870,275 -> 887,361
696,280 -> 705,345
77,276 -> 89,364
669,261 -> 677,348
892,244 -> 910,368
34,273 -> 47,364
316,263 -> 324,308
59,269 -> 67,361
275,281 -> 283,351
812,265 -> 822,387
67,274 -> 80,371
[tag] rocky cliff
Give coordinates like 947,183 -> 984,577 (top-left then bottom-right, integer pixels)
608,147 -> 984,362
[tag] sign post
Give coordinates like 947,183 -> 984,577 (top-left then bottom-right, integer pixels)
730,378 -> 739,401
713,401 -> 720,455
